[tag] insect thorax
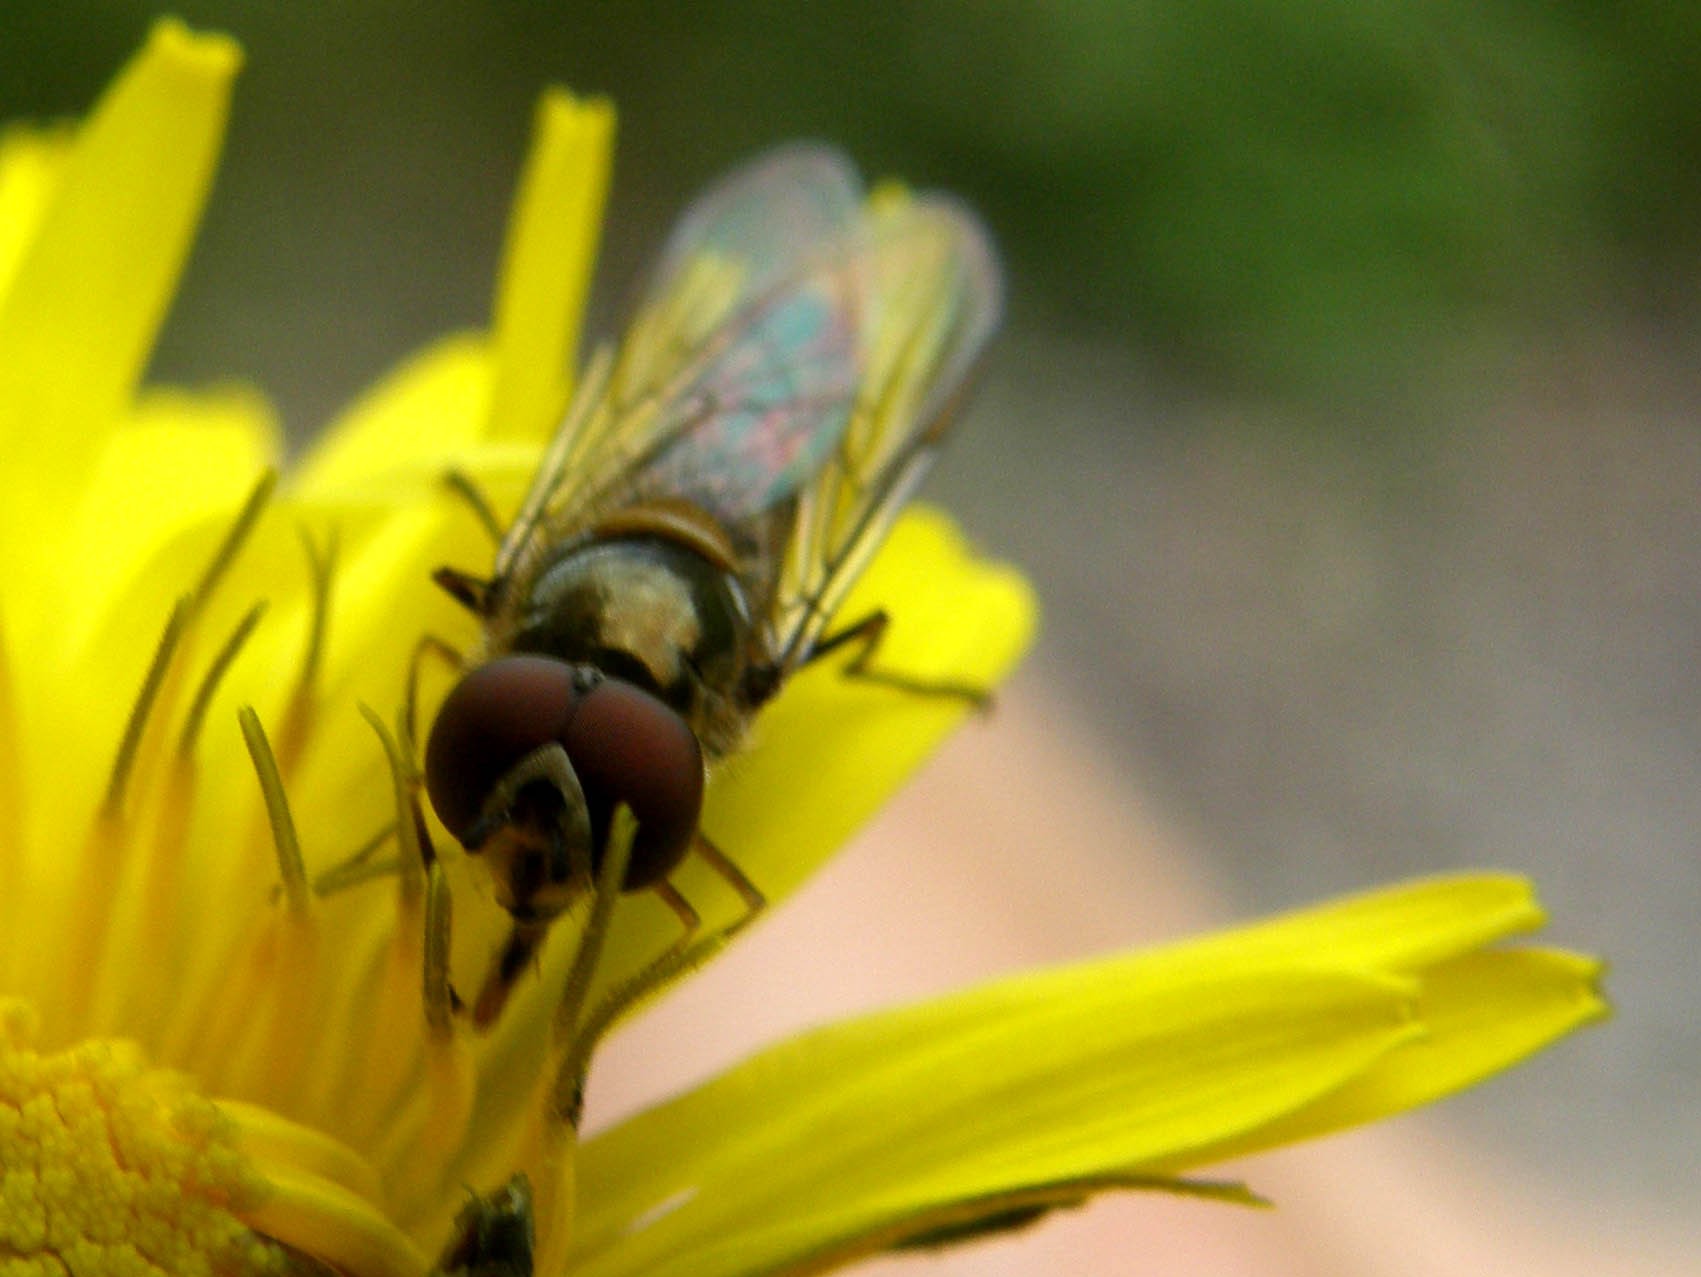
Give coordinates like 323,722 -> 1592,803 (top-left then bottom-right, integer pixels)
504,533 -> 754,754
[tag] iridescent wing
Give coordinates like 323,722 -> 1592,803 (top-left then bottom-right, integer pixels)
492,145 -> 865,583
765,188 -> 1001,674
492,145 -> 1002,675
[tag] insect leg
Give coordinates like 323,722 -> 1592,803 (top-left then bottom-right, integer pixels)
405,632 -> 464,749
809,610 -> 991,708
692,833 -> 766,917
442,468 -> 507,545
652,879 -> 703,950
432,567 -> 492,614
472,919 -> 554,1029
577,880 -> 702,1027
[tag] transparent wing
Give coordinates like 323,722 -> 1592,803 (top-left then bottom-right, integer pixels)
493,145 -> 864,583
489,147 -> 1002,682
766,189 -> 1002,673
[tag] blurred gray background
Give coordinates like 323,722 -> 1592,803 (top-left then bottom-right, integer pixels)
6,0 -> 1697,1258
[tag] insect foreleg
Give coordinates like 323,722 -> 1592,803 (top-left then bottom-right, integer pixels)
405,633 -> 465,753
652,879 -> 703,950
472,919 -> 555,1029
809,610 -> 991,708
432,566 -> 493,615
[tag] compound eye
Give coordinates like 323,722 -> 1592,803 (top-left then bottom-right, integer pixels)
562,677 -> 704,890
424,656 -> 581,843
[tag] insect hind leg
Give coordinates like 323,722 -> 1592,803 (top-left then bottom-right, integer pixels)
808,609 -> 991,708
442,467 -> 506,545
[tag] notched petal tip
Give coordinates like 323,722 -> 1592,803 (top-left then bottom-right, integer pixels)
535,85 -> 617,133
146,15 -> 244,78
1580,954 -> 1613,1018
1182,944 -> 1610,1167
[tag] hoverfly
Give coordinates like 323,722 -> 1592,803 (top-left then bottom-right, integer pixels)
422,144 -> 1001,1033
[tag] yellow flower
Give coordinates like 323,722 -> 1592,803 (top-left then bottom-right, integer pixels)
0,20 -> 1605,1277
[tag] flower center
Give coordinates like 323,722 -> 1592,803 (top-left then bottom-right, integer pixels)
0,998 -> 288,1275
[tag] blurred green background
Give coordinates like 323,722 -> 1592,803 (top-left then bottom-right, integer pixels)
5,1 -> 1697,1264
10,2 -> 1699,414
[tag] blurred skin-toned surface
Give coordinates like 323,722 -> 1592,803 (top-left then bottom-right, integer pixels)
6,3 -> 1698,1269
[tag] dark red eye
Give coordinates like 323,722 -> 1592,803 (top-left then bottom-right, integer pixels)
424,655 -> 703,891
425,656 -> 582,844
560,674 -> 704,889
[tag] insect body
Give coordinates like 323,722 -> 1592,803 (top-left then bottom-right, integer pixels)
423,144 -> 1001,1029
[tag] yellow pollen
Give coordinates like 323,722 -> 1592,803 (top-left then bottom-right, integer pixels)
0,1000 -> 290,1277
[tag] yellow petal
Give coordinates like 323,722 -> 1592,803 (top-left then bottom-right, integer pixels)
1149,872 -> 1547,974
293,334 -> 491,495
487,90 -> 614,443
571,874 -> 1601,1275
570,964 -> 1416,1277
0,125 -> 71,303
55,386 -> 282,663
0,19 -> 238,509
243,1167 -> 428,1277
1180,947 -> 1609,1163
